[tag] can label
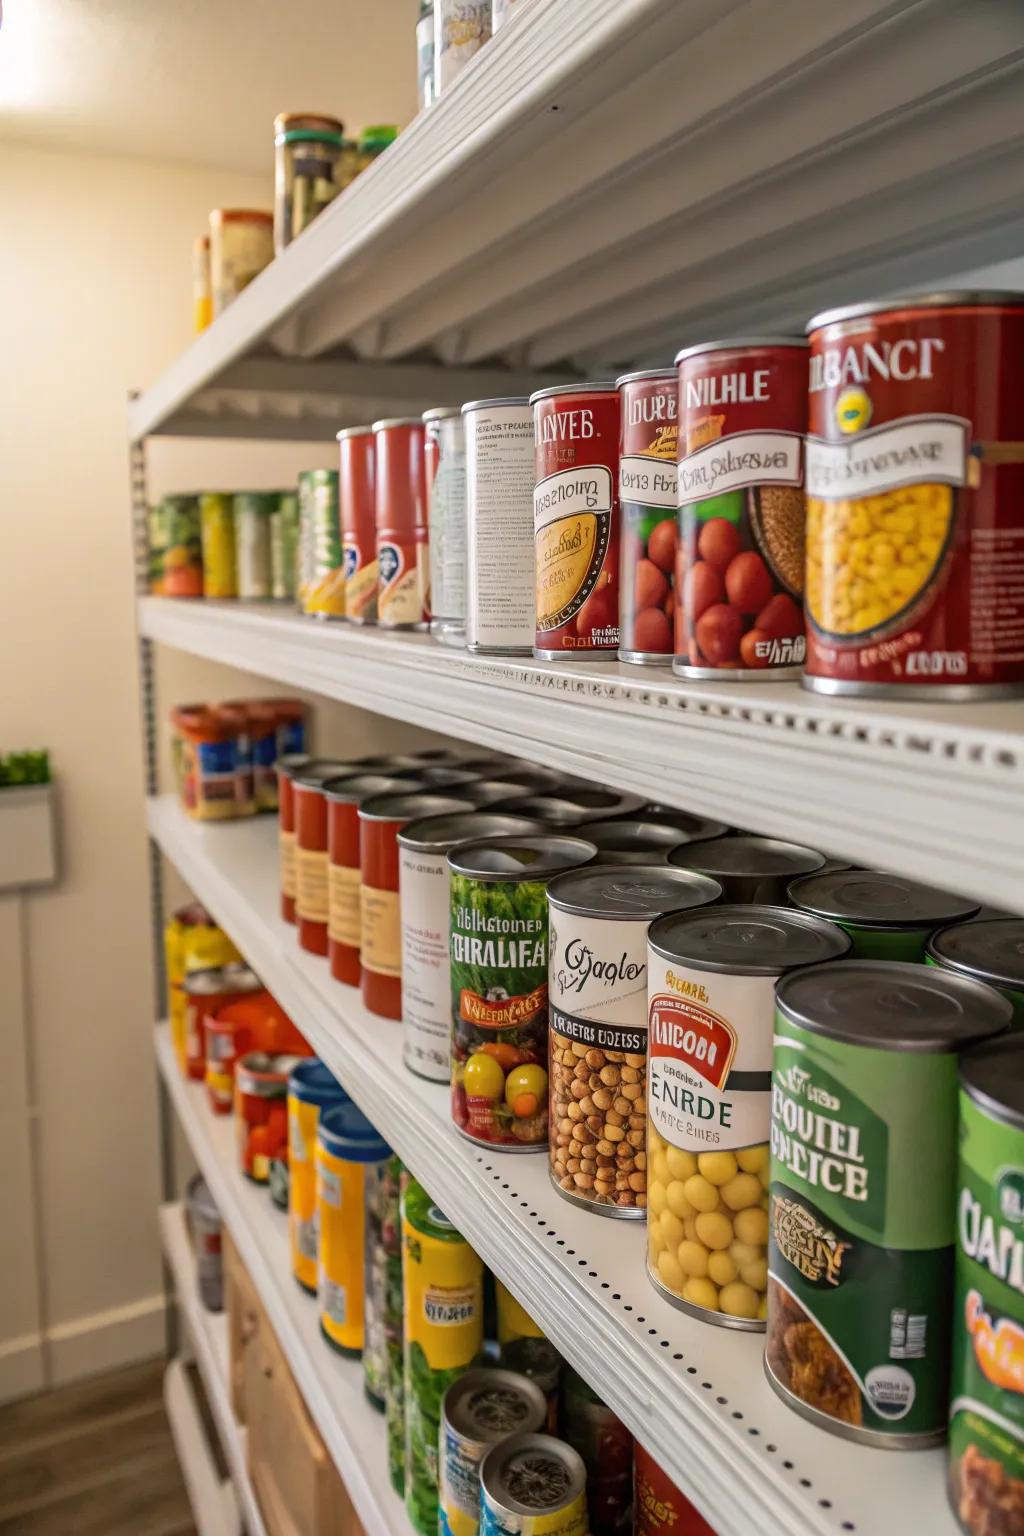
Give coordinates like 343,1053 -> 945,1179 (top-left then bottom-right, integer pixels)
328,860 -> 361,948
379,536 -> 429,626
426,416 -> 467,628
400,847 -> 452,1082
236,508 -> 272,599
768,1014 -> 957,1439
295,846 -> 328,923
199,495 -> 237,598
280,829 -> 297,900
318,1149 -> 366,1352
344,540 -> 379,622
440,1423 -> 486,1536
435,0 -> 491,92
466,405 -> 535,651
480,1486 -> 587,1536
634,1444 -> 715,1536
949,1090 -> 1024,1529
619,376 -> 678,658
289,1094 -> 321,1290
362,884 -> 402,978
301,471 -> 345,617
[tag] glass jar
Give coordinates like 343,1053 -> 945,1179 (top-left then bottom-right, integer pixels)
273,113 -> 345,253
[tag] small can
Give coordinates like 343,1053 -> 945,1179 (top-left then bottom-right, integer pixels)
788,869 -> 979,961
339,426 -> 379,624
236,1051 -> 305,1183
185,1175 -> 223,1311
617,370 -> 679,664
165,902 -> 232,1073
434,0 -> 491,97
804,293 -> 1024,699
634,1444 -> 717,1536
479,1433 -> 587,1536
440,1369 -> 548,1536
298,468 -> 345,618
294,761 -> 366,957
318,1103 -> 391,1356
547,864 -> 721,1216
463,398 -> 535,654
449,834 -> 596,1151
270,490 -> 300,600
276,752 -> 313,923
203,996 -> 266,1114
675,338 -> 807,679
417,1 -> 436,111
199,492 -> 237,598
192,235 -> 212,334
364,1151 -> 402,1411
374,417 -> 429,628
182,963 -> 262,1084
668,835 -> 825,904
288,1060 -> 349,1295
424,407 -> 467,646
647,906 -> 850,1327
768,960 -> 1011,1445
950,1036 -> 1024,1531
233,492 -> 274,598
927,917 -> 1024,1025
209,208 -> 273,316
155,495 -> 203,597
398,811 -> 543,1084
559,1366 -> 633,1536
532,382 -> 620,659
576,819 -> 690,866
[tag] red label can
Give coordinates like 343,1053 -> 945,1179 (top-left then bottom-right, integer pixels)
338,426 -> 378,624
373,417 -> 429,629
634,1444 -> 716,1536
276,752 -> 312,923
292,762 -> 365,957
805,293 -> 1024,698
324,773 -> 421,987
675,339 -> 807,679
532,382 -> 620,658
617,370 -> 679,663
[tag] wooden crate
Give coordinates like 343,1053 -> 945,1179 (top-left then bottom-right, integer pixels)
223,1229 -> 261,1426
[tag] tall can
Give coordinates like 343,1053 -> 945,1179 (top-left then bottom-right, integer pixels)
675,338 -> 807,678
434,0 -> 491,97
338,426 -> 379,624
417,1 -> 436,110
270,490 -> 299,600
424,407 -> 467,646
233,492 -> 274,599
293,761 -> 365,957
617,370 -> 679,664
276,752 -> 313,923
546,865 -> 721,1217
317,1103 -> 391,1356
199,492 -> 237,598
805,293 -> 1024,699
298,468 -> 345,618
374,417 -> 429,629
288,1060 -> 349,1294
532,383 -> 620,659
464,398 -> 535,654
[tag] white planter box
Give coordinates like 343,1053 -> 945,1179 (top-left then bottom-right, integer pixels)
0,785 -> 57,889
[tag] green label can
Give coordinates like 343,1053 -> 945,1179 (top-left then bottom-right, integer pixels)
298,468 -> 345,617
788,870 -> 979,963
928,918 -> 1024,1029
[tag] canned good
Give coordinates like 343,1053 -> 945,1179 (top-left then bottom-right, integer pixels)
768,960 -> 1011,1445
804,293 -> 1024,699
441,1369 -> 548,1536
192,236 -> 212,334
182,963 -> 262,1083
318,1103 -> 391,1355
273,112 -> 345,253
617,370 -> 679,664
668,835 -> 825,904
364,1151 -> 403,1412
674,338 -> 807,679
463,398 -> 535,654
294,761 -> 366,956
495,1281 -> 562,1429
276,752 -> 313,922
153,495 -> 202,597
198,492 -> 237,598
532,383 -> 620,659
185,1175 -> 223,1312
576,819 -> 689,866
434,0 -> 491,97
218,701 -> 256,816
209,208 -> 273,316
417,1 -> 436,110
950,1036 -> 1024,1531
375,417 -> 429,629
548,865 -> 721,1216
928,917 -> 1024,1025
424,407 -> 466,645
288,1061 -> 349,1294
165,903 -> 235,1073
634,806 -> 731,844
203,993 -> 268,1114
298,468 -> 345,618
402,1175 -> 484,1536
490,789 -> 648,829
449,834 -> 596,1151
246,698 -> 304,812
236,1050 -> 305,1183
399,811 -> 542,1083
270,490 -> 300,600
232,492 -> 274,599
479,1433 -> 587,1536
492,0 -> 520,30
559,1367 -> 632,1536
458,780 -> 541,809
647,906 -> 849,1326
634,1444 -> 716,1536
338,426 -> 379,623
382,1155 -> 407,1487
325,773 -> 426,986
788,869 -> 979,961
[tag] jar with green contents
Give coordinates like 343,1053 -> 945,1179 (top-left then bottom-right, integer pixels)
927,917 -> 1024,1026
788,869 -> 979,961
270,491 -> 300,600
199,492 -> 237,598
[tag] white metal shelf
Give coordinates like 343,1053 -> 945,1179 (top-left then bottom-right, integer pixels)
140,596 -> 1024,910
148,795 -> 957,1536
155,1028 -> 406,1536
128,0 -> 1024,440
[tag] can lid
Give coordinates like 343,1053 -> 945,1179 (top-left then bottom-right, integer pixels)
318,1102 -> 391,1162
461,397 -> 531,413
183,964 -> 262,997
582,819 -> 688,855
322,772 -> 425,804
237,1051 -> 306,1085
529,381 -> 618,404
960,1036 -> 1024,1130
358,792 -> 474,823
371,416 -> 424,431
274,752 -> 314,779
548,864 -> 722,918
480,1433 -> 587,1513
565,789 -> 648,818
674,337 -> 808,365
293,761 -> 366,791
409,766 -> 482,788
650,904 -> 849,974
615,367 -> 677,387
669,835 -> 825,879
776,959 -> 1012,1052
398,812 -> 542,853
336,424 -> 374,441
288,1058 -> 349,1108
634,806 -> 731,843
448,834 -> 596,881
789,870 -> 979,930
456,782 -> 538,807
927,917 -> 1024,991
487,795 -> 588,827
422,405 -> 463,421
349,753 -> 431,772
443,1369 -> 548,1442
807,292 -> 1024,332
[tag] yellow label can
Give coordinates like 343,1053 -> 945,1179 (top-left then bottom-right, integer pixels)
288,1062 -> 348,1294
317,1103 -> 390,1356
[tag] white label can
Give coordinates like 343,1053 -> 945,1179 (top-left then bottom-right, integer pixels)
434,0 -> 491,96
463,398 -> 535,654
424,408 -> 467,646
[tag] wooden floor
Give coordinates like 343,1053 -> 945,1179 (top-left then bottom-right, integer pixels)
0,1359 -> 197,1536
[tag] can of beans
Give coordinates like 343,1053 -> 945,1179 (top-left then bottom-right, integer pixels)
338,426 -> 378,624
276,752 -> 313,922
927,917 -> 1024,1025
440,1369 -> 548,1536
577,820 -> 690,866
374,417 -> 429,629
804,293 -> 1024,699
950,1035 -> 1024,1529
424,407 -> 466,646
668,835 -> 824,904
449,834 -> 596,1151
293,761 -> 367,956
548,865 -> 721,1217
324,773 -> 426,986
182,963 -> 263,1083
463,398 -> 535,654
788,869 -> 979,961
768,960 -> 1011,1444
532,383 -> 620,659
479,1434 -> 587,1536
674,338 -> 807,678
647,906 -> 850,1328
617,370 -> 679,664
298,468 -> 345,618
398,811 -> 542,1084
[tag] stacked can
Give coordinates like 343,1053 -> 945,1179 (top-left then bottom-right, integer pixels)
463,397 -> 535,654
338,426 -> 379,623
424,407 -> 466,646
617,370 -> 679,662
374,417 -> 429,629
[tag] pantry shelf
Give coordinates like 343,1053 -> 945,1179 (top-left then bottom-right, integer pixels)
154,1027 -> 406,1536
139,596 -> 1024,910
127,0 -> 1024,441
148,795 -> 956,1536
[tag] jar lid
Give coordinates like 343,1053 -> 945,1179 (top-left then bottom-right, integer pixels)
649,904 -> 849,974
776,960 -> 1012,1052
548,864 -> 722,919
669,835 -> 825,879
789,870 -> 979,930
274,112 -> 343,135
279,128 -> 344,148
319,1102 -> 391,1162
960,1036 -> 1024,1130
448,834 -> 596,881
927,918 -> 1024,990
288,1059 -> 349,1107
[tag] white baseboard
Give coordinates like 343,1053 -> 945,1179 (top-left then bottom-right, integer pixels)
0,1333 -> 46,1404
26,1291 -> 167,1392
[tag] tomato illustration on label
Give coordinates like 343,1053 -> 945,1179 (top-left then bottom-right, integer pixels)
648,993 -> 737,1091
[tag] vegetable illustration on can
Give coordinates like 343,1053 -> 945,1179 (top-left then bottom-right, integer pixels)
617,370 -> 679,663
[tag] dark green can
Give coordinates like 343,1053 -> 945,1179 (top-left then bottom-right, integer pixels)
788,870 -> 979,961
928,918 -> 1024,1028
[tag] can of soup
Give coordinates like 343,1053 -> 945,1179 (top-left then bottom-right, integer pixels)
449,834 -> 596,1151
927,917 -> 1024,1025
617,370 -> 679,664
440,1370 -> 548,1536
548,865 -> 721,1218
270,490 -> 299,600
374,417 -> 429,629
338,426 -> 378,623
288,1060 -> 349,1294
463,398 -> 535,654
532,382 -> 620,659
675,338 -> 807,678
805,294 -> 1024,699
318,1103 -> 391,1356
788,869 -> 979,961
276,753 -> 313,923
293,761 -> 366,957
424,407 -> 466,646
479,1434 -> 587,1536
183,963 -> 263,1083
768,960 -> 1011,1444
669,835 -> 825,904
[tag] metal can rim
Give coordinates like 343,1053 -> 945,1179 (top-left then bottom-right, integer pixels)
336,424 -> 374,440
674,336 -> 808,365
461,396 -> 531,412
615,367 -> 678,387
529,381 -> 617,404
807,290 -> 1024,331
370,416 -> 424,431
421,405 -> 463,421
